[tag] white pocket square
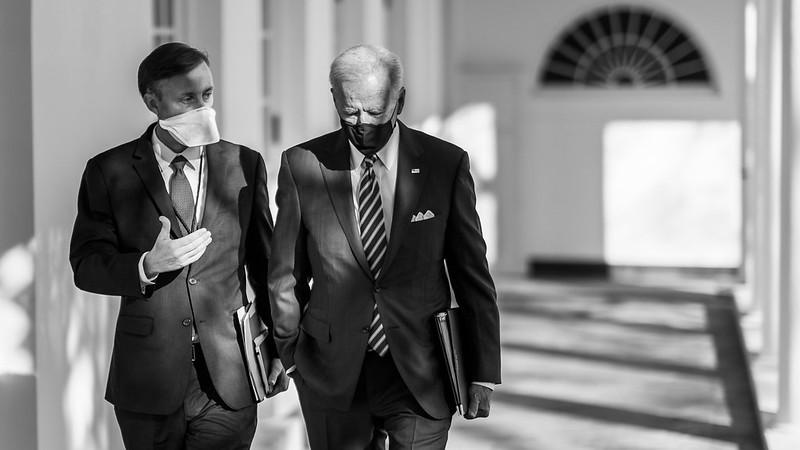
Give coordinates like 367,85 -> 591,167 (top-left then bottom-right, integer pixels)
411,210 -> 435,222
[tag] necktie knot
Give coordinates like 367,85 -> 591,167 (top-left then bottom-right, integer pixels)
362,154 -> 377,170
170,155 -> 188,172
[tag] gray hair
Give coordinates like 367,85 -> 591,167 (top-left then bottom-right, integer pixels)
329,44 -> 404,93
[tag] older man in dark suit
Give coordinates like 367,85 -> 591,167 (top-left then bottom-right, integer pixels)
69,42 -> 288,449
269,44 -> 501,450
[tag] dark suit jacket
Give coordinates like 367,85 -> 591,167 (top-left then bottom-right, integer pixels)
268,121 -> 501,419
69,123 -> 274,415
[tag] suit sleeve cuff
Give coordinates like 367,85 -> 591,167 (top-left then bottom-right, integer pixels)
138,252 -> 157,294
471,382 -> 495,391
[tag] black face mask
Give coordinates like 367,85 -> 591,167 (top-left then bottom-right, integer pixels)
341,95 -> 403,156
341,118 -> 395,156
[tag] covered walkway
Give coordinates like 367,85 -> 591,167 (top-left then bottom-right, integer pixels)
447,277 -> 766,450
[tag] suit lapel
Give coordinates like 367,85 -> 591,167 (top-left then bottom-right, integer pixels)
200,143 -> 229,229
381,123 -> 427,279
131,124 -> 183,238
319,132 -> 372,278
188,142 -> 232,275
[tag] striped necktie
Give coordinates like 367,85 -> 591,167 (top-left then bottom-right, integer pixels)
359,154 -> 389,356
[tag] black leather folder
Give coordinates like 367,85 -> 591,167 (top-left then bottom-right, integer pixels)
434,307 -> 469,415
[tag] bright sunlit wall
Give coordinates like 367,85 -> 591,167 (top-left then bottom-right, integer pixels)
446,0 -> 745,271
603,121 -> 742,268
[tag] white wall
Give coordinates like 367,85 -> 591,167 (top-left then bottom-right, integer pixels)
447,0 -> 745,269
32,1 -> 152,449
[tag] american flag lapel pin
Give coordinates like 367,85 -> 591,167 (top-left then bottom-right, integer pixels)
411,168 -> 420,174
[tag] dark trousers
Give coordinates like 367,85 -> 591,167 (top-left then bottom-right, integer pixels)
114,344 -> 257,450
296,351 -> 452,450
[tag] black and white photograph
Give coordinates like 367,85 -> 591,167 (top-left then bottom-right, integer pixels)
0,1 -> 794,449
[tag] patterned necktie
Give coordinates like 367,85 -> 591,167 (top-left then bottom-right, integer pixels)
359,154 -> 389,356
170,155 -> 195,235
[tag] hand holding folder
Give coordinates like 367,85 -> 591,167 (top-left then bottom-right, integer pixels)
434,307 -> 469,415
234,302 -> 272,402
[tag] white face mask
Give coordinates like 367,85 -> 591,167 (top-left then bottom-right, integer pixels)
158,106 -> 220,147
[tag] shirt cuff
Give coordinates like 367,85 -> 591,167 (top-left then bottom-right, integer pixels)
471,382 -> 495,391
138,252 -> 157,294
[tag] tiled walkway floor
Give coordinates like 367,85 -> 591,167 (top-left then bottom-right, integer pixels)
448,277 -> 767,450
253,276 -> 767,449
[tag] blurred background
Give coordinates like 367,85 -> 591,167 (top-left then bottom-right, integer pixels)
2,0 -> 800,448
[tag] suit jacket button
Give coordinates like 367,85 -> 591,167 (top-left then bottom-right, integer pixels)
182,318 -> 193,327
188,278 -> 198,285
374,286 -> 382,293
361,327 -> 369,334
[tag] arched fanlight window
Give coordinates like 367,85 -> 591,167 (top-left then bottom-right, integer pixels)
540,5 -> 712,88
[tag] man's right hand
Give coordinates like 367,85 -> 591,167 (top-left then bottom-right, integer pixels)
143,216 -> 212,277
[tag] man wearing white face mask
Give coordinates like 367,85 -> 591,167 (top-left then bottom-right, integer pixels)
69,42 -> 288,449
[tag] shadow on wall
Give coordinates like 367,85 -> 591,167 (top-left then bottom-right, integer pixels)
0,238 -> 35,375
38,228 -> 122,450
0,237 -> 36,449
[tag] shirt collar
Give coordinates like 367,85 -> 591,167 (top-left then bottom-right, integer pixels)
152,128 -> 203,170
348,123 -> 400,171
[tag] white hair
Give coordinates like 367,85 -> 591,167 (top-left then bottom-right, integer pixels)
329,44 -> 404,93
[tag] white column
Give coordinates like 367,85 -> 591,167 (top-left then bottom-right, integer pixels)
776,0 -> 800,431
396,0 -> 445,124
220,0 -> 262,148
303,0 -> 337,137
361,0 -> 386,47
0,1 -> 35,449
335,0 -> 386,50
749,0 -> 782,361
275,0 -> 336,146
0,0 -> 34,255
746,0 -> 764,328
32,1 -> 152,449
186,1 -> 224,127
761,0 -> 785,361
